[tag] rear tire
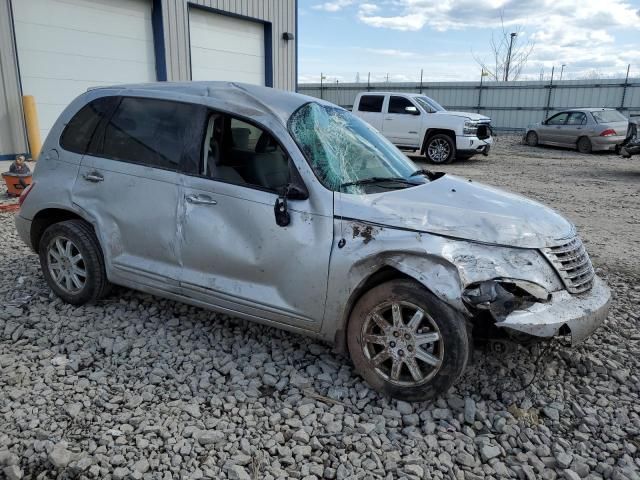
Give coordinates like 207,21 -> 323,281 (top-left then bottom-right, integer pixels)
39,220 -> 111,305
577,136 -> 592,154
526,131 -> 539,147
425,134 -> 456,164
347,280 -> 469,401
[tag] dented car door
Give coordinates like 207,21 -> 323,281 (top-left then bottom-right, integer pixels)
175,111 -> 333,331
72,96 -> 204,290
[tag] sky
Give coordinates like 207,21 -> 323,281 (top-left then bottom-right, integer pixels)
298,0 -> 640,84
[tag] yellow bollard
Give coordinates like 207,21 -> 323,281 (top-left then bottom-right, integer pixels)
22,95 -> 42,161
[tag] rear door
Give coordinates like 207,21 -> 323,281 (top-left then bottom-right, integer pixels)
176,112 -> 333,331
562,112 -> 588,146
354,94 -> 385,131
382,96 -> 421,147
72,96 -> 205,291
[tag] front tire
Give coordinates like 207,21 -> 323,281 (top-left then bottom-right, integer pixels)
347,280 -> 469,401
39,220 -> 111,305
577,136 -> 592,154
526,131 -> 539,147
425,134 -> 456,164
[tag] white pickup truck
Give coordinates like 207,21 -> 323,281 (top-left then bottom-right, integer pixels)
352,92 -> 493,164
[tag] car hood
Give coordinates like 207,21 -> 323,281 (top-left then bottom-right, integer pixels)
437,111 -> 490,121
339,175 -> 575,248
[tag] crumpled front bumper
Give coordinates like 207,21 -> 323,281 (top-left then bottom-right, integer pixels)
496,275 -> 611,345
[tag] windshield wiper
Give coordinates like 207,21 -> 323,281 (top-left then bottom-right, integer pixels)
410,169 -> 444,180
340,177 -> 415,189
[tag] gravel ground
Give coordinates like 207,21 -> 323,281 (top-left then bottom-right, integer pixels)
1,137 -> 639,479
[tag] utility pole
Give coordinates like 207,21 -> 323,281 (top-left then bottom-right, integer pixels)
386,73 -> 389,83
620,63 -> 631,111
320,73 -> 326,99
545,65 -> 555,120
419,69 -> 423,94
560,64 -> 566,81
367,72 -> 371,92
504,32 -> 517,81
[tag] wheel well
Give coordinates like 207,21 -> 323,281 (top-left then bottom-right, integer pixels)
333,266 -> 416,354
421,128 -> 456,154
30,209 -> 87,253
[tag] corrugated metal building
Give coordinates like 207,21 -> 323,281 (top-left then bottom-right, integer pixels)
298,79 -> 640,130
0,0 -> 297,159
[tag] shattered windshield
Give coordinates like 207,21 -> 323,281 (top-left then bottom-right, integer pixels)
288,103 -> 423,193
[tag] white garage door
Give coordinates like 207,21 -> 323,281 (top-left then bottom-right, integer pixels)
12,0 -> 156,142
189,9 -> 265,85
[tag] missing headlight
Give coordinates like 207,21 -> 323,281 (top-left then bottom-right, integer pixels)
463,280 -> 550,321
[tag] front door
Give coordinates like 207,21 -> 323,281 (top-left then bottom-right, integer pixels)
177,113 -> 333,330
540,112 -> 569,143
72,96 -> 205,290
382,96 -> 421,147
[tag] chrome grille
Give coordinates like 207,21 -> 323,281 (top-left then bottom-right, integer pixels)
542,237 -> 595,294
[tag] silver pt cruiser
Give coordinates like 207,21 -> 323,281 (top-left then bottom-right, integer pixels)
15,82 -> 611,401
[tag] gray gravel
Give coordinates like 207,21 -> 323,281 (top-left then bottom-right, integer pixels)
1,138 -> 640,479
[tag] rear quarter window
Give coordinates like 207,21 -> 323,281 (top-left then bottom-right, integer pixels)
59,97 -> 117,154
358,95 -> 384,113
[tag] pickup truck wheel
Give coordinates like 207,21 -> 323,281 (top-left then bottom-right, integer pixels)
39,220 -> 111,305
577,136 -> 592,154
347,279 -> 469,401
526,131 -> 539,147
425,134 -> 455,164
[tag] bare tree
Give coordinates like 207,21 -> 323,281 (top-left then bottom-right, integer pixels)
473,13 -> 535,81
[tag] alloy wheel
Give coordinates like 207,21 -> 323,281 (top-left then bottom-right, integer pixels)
361,301 -> 444,386
428,138 -> 451,163
47,236 -> 87,294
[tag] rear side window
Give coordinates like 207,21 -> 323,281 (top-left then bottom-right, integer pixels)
100,97 -> 203,172
60,97 -> 116,154
388,96 -> 415,114
567,112 -> 587,126
358,95 -> 384,113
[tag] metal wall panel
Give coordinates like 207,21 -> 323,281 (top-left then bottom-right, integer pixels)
299,79 -> 640,130
0,0 -> 297,156
0,0 -> 27,157
162,0 -> 296,90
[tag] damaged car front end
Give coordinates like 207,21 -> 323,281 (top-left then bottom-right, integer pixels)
290,101 -> 611,400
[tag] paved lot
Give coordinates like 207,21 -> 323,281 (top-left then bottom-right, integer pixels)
0,139 -> 639,479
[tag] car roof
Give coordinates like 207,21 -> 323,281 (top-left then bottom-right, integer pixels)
358,92 -> 425,97
88,81 -> 334,125
565,108 -> 618,112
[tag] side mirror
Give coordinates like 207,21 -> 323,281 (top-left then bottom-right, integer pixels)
405,106 -> 420,115
273,182 -> 308,227
542,120 -> 547,125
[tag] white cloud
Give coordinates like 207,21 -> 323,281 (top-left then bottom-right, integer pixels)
359,3 -> 379,14
312,0 -> 354,12
362,48 -> 417,58
353,0 -> 640,78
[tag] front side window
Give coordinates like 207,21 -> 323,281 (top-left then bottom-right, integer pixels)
546,112 -> 569,125
592,110 -> 627,124
60,97 -> 117,154
202,113 -> 290,192
100,97 -> 202,171
358,95 -> 384,113
388,96 -> 416,114
289,103 -> 424,194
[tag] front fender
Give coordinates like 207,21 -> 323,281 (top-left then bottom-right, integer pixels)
321,221 -> 466,347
